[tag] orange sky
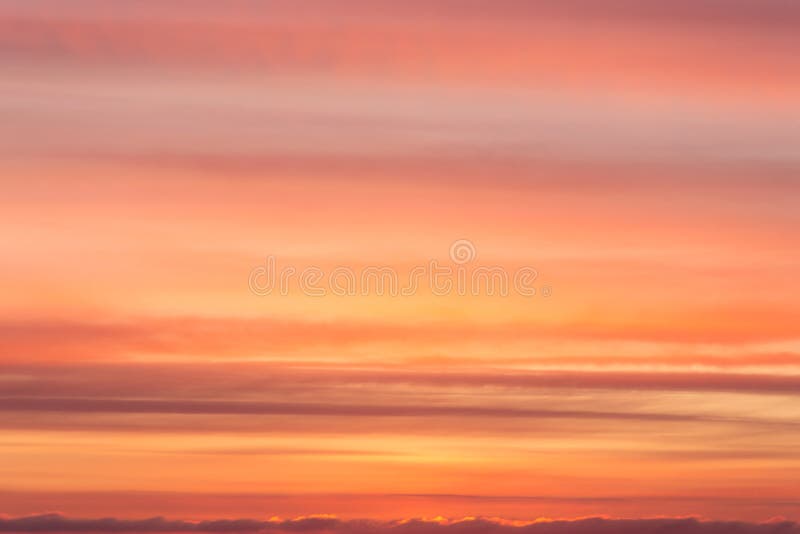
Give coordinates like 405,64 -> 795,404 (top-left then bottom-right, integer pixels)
1,0 -> 799,528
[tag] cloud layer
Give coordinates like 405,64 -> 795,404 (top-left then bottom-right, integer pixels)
2,515 -> 799,534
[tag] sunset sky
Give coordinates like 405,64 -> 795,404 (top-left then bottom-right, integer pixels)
1,0 -> 799,530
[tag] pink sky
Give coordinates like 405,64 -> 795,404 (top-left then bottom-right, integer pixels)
0,0 -> 799,528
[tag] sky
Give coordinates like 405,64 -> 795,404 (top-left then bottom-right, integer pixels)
1,0 -> 799,530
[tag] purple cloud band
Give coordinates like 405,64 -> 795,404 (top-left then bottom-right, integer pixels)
1,515 -> 798,534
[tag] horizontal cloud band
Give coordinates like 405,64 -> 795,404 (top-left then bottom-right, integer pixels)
1,515 -> 798,534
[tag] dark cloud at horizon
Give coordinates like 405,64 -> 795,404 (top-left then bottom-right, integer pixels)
1,515 -> 798,534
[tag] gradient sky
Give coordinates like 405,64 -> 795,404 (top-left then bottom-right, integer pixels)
1,0 -> 799,528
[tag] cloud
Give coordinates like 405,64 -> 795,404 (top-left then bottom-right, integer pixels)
3,362 -> 800,400
2,1 -> 799,109
0,396 -> 717,423
1,515 -> 798,534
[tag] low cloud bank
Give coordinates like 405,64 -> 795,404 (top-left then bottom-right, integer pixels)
0,515 -> 797,534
